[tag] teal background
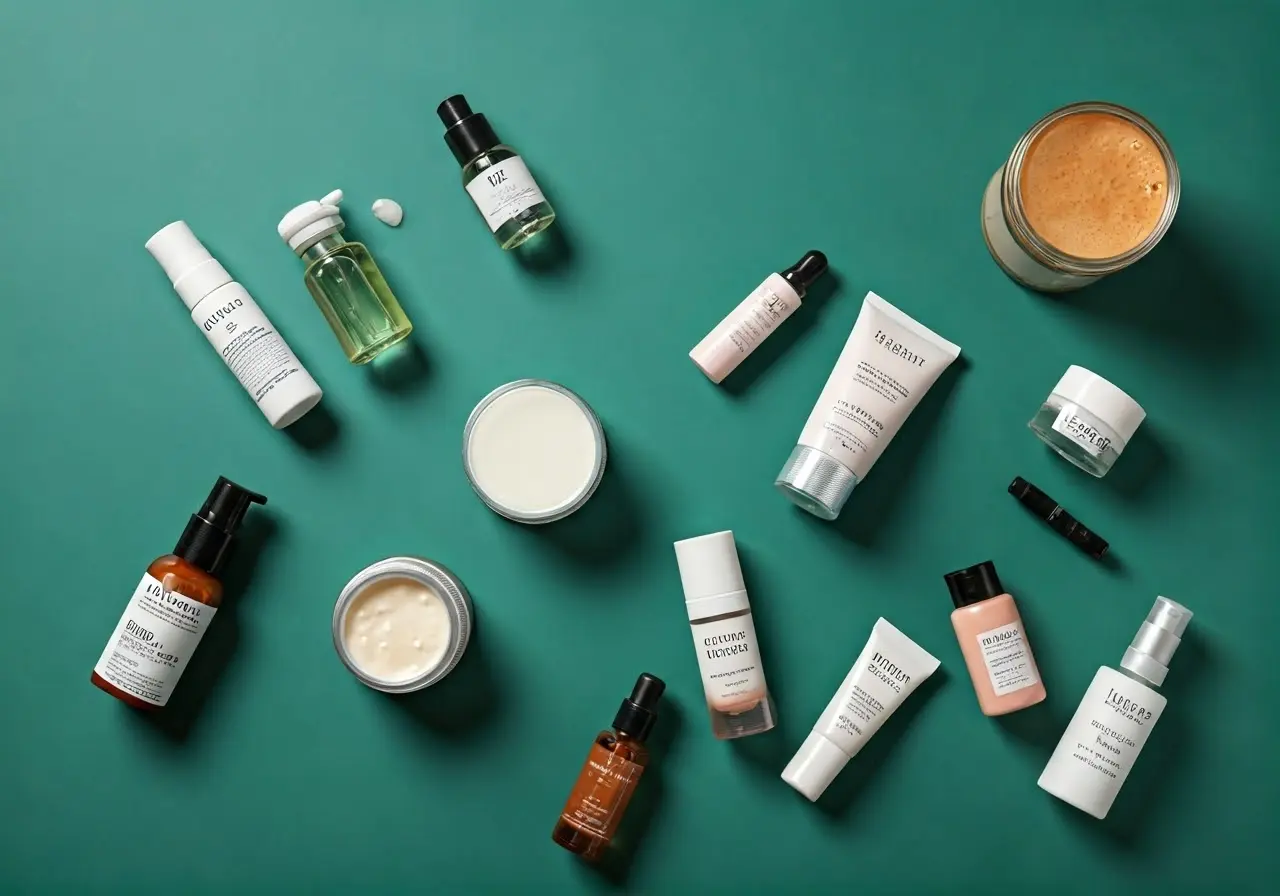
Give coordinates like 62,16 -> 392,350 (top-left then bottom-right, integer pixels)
1,0 -> 1276,891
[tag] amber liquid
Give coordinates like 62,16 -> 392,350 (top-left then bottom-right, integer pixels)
1020,111 -> 1168,260
89,555 -> 222,710
551,730 -> 648,861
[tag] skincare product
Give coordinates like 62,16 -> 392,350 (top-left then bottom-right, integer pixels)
91,477 -> 267,709
145,222 -> 323,429
463,380 -> 606,523
776,292 -> 961,520
1039,597 -> 1192,819
982,102 -> 1179,291
277,189 -> 413,364
673,531 -> 776,739
689,251 -> 829,384
1029,366 -> 1144,477
371,198 -> 404,227
553,674 -> 665,861
782,619 -> 940,801
1008,477 -> 1109,558
438,94 -> 556,249
944,560 -> 1046,716
332,557 -> 473,693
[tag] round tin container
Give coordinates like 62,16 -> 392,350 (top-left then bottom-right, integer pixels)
462,379 -> 607,524
332,556 -> 472,693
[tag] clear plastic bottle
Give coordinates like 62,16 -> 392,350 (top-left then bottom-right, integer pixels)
278,190 -> 412,364
437,95 -> 556,250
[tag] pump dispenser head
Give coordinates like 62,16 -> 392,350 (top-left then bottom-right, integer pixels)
438,94 -> 502,166
173,477 -> 268,576
1121,597 -> 1192,686
781,250 -> 829,298
278,189 -> 346,254
612,673 -> 665,742
145,222 -> 233,311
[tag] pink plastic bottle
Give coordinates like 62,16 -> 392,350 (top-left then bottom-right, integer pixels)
944,561 -> 1046,716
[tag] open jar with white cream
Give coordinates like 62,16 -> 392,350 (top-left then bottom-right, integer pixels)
332,557 -> 472,693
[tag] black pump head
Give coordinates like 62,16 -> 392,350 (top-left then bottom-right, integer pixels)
173,477 -> 267,576
612,673 -> 665,742
781,250 -> 829,297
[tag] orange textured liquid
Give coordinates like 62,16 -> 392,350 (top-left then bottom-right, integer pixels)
1020,112 -> 1168,260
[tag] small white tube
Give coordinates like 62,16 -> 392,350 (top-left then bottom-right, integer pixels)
782,618 -> 941,802
776,292 -> 961,520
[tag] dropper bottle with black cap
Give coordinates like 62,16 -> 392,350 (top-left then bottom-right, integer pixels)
91,477 -> 267,710
552,673 -> 665,860
437,94 -> 556,249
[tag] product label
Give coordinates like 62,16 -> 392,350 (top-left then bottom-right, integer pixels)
724,283 -> 796,353
193,283 -> 310,407
1051,403 -> 1112,457
92,574 -> 215,706
691,613 -> 768,713
558,743 -> 643,838
464,156 -> 547,232
1039,671 -> 1165,817
976,621 -> 1040,696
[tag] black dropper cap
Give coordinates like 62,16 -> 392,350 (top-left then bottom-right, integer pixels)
438,94 -> 502,167
612,673 -> 665,742
172,477 -> 268,576
781,250 -> 828,298
943,560 -> 1006,609
1008,476 -> 1109,559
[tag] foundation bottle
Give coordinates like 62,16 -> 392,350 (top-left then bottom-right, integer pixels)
552,674 -> 665,861
673,531 -> 776,738
277,189 -> 413,364
944,560 -> 1046,716
91,478 -> 267,710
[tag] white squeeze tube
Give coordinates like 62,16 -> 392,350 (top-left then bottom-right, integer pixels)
782,618 -> 940,802
146,221 -> 323,429
775,292 -> 961,520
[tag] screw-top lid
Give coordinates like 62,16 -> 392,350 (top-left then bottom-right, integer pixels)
943,560 -> 1006,609
775,445 -> 859,521
612,673 -> 665,742
781,731 -> 851,802
1050,366 -> 1146,444
438,94 -> 502,167
673,531 -> 750,620
278,189 -> 346,254
145,221 -> 234,311
1121,597 -> 1192,687
781,251 -> 829,298
173,477 -> 268,576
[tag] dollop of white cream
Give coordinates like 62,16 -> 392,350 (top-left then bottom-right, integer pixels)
371,198 -> 404,227
343,577 -> 450,682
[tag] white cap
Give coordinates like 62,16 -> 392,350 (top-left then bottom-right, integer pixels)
1121,596 -> 1192,687
145,221 -> 233,311
1051,366 -> 1146,444
781,732 -> 850,801
278,189 -> 345,254
673,531 -> 750,620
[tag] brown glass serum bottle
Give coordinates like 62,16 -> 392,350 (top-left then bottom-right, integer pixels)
552,674 -> 665,860
90,477 -> 267,710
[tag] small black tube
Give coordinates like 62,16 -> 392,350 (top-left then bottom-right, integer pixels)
1008,476 -> 1109,559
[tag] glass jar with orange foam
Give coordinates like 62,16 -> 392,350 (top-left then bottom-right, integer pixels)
981,102 -> 1179,292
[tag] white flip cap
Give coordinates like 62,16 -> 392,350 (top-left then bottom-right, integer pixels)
145,221 -> 233,311
673,530 -> 750,620
1051,365 -> 1146,444
781,731 -> 850,801
278,189 -> 346,254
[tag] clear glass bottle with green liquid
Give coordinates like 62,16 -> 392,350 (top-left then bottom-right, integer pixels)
278,190 -> 412,364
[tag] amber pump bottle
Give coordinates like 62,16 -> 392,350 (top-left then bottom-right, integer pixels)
552,673 -> 665,861
90,477 -> 267,710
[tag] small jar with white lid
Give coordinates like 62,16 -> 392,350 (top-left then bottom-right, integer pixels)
1029,366 -> 1145,477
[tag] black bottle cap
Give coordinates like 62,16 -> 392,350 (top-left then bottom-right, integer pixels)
1009,476 -> 1109,559
612,673 -> 665,742
438,94 -> 502,167
781,250 -> 828,298
173,477 -> 268,576
943,560 -> 1006,609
